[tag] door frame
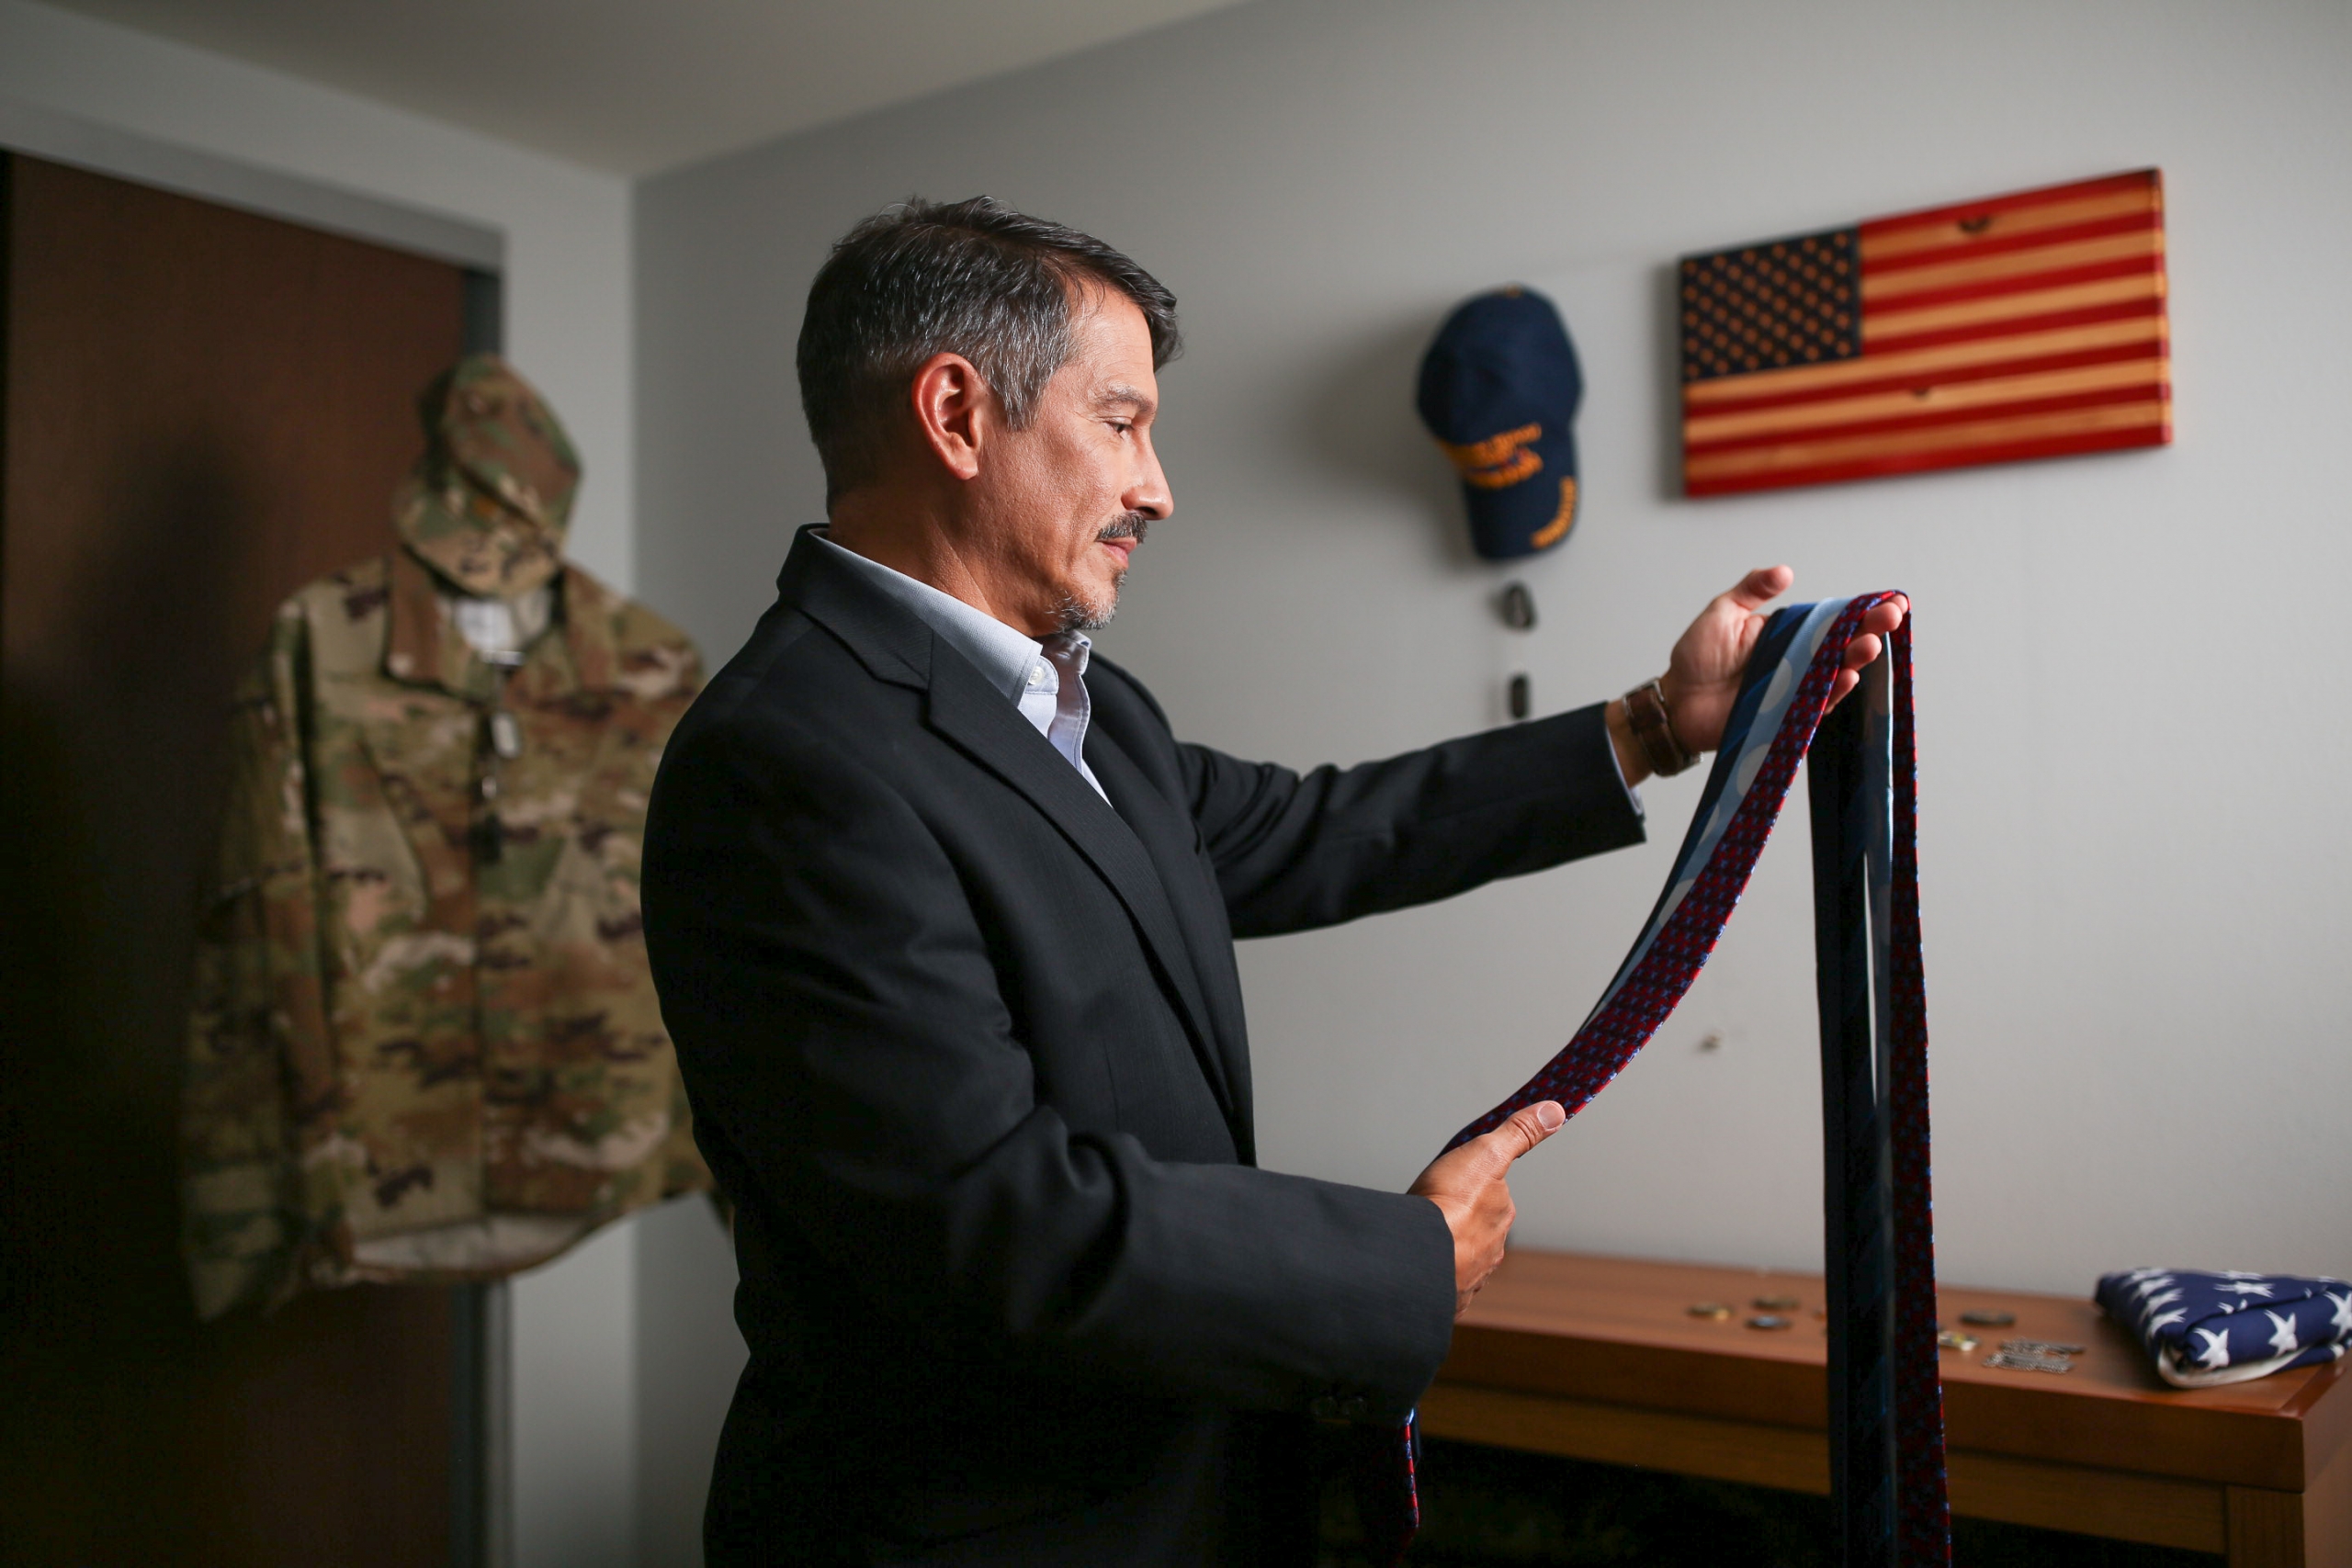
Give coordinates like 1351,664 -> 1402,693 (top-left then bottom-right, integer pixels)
0,95 -> 499,272
0,120 -> 514,1568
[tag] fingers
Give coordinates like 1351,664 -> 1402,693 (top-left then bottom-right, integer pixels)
1827,629 -> 1879,707
1409,1100 -> 1563,1203
1481,1100 -> 1566,1166
1721,565 -> 1793,614
1826,610 -> 1906,708
1725,579 -> 1904,631
1839,632 -> 1883,673
1434,1102 -> 1565,1317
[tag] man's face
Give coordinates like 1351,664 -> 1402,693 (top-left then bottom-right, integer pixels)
974,288 -> 1170,635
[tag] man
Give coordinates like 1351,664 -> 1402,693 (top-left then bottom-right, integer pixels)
641,197 -> 1899,1566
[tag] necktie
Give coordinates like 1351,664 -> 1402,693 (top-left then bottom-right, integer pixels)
1362,594 -> 1950,1567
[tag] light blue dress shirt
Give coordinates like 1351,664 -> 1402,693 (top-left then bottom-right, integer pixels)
816,533 -> 1110,803
816,531 -> 1645,819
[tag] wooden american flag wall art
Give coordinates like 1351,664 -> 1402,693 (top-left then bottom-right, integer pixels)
1678,169 -> 2170,497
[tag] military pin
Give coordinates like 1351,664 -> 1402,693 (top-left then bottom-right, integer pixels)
1936,1329 -> 1980,1353
1960,1309 -> 2017,1328
1498,581 -> 1537,631
1688,1303 -> 1732,1320
1982,1348 -> 2072,1374
1747,1314 -> 1793,1331
490,710 -> 523,760
1753,1294 -> 1800,1312
1507,672 -> 1532,720
2002,1338 -> 2086,1358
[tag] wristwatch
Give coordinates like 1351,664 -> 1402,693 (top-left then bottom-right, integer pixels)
1623,678 -> 1698,777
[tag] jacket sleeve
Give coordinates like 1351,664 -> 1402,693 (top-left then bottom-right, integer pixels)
180,607 -> 338,1319
1173,702 -> 1647,939
642,715 -> 1456,1422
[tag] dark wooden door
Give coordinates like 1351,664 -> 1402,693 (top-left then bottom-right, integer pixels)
1,153 -> 469,1567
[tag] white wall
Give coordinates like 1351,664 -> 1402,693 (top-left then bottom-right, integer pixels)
637,0 -> 2352,1317
0,6 -> 653,1563
629,1194 -> 741,1568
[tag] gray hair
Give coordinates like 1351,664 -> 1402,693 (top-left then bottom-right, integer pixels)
797,196 -> 1181,503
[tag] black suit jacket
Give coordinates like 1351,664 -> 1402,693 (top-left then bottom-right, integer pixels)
642,529 -> 1645,1565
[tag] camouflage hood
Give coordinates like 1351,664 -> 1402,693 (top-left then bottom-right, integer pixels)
393,354 -> 580,597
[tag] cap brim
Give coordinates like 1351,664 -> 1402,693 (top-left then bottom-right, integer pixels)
1462,426 -> 1578,561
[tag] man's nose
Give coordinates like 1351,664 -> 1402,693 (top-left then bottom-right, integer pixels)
1125,446 -> 1172,522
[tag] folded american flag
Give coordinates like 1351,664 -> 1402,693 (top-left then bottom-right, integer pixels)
2097,1269 -> 2352,1388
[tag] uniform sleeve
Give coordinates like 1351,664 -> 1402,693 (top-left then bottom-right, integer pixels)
1177,702 -> 1647,939
617,608 -> 716,1199
180,609 -> 338,1319
643,716 -> 1456,1422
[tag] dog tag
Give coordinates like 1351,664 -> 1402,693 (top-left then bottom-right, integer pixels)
2000,1338 -> 2086,1358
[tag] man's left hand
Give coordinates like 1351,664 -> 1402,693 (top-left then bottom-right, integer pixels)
1610,567 -> 1907,785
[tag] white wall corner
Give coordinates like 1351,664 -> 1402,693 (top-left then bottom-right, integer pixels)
509,1221 -> 641,1568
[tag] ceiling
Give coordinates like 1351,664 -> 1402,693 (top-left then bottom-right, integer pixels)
43,0 -> 1250,176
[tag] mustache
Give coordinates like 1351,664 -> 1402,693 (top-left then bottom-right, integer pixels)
1096,513 -> 1151,545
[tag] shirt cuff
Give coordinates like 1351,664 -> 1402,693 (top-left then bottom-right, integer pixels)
1602,713 -> 1645,819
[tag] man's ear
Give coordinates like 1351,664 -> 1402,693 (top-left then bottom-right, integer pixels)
908,352 -> 992,482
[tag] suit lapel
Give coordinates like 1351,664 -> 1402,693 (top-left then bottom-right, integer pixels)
1083,729 -> 1257,1159
922,655 -> 1233,1118
778,528 -> 1235,1122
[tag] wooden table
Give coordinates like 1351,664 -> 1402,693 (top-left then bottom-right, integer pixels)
1421,1250 -> 2351,1565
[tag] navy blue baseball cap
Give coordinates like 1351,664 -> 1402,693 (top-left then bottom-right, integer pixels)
1415,287 -> 1583,561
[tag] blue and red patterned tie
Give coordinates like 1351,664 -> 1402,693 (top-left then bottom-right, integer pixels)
1366,594 -> 1950,1567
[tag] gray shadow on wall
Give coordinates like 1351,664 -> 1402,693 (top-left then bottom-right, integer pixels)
1284,305 -> 1488,571
632,1196 -> 744,1568
1651,261 -> 1690,505
1291,276 -> 1700,549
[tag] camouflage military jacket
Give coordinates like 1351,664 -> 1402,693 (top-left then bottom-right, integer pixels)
183,547 -> 711,1318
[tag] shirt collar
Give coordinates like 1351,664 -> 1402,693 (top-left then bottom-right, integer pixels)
812,530 -> 1089,700
384,546 -> 619,701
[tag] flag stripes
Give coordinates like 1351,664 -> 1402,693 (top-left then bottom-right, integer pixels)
1680,170 -> 2168,495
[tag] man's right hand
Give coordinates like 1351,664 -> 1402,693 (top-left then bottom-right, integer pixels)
1408,1100 -> 1566,1316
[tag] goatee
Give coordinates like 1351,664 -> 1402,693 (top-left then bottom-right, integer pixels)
1056,513 -> 1149,632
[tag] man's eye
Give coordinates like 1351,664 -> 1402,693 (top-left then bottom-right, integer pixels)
1108,422 -> 1134,436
